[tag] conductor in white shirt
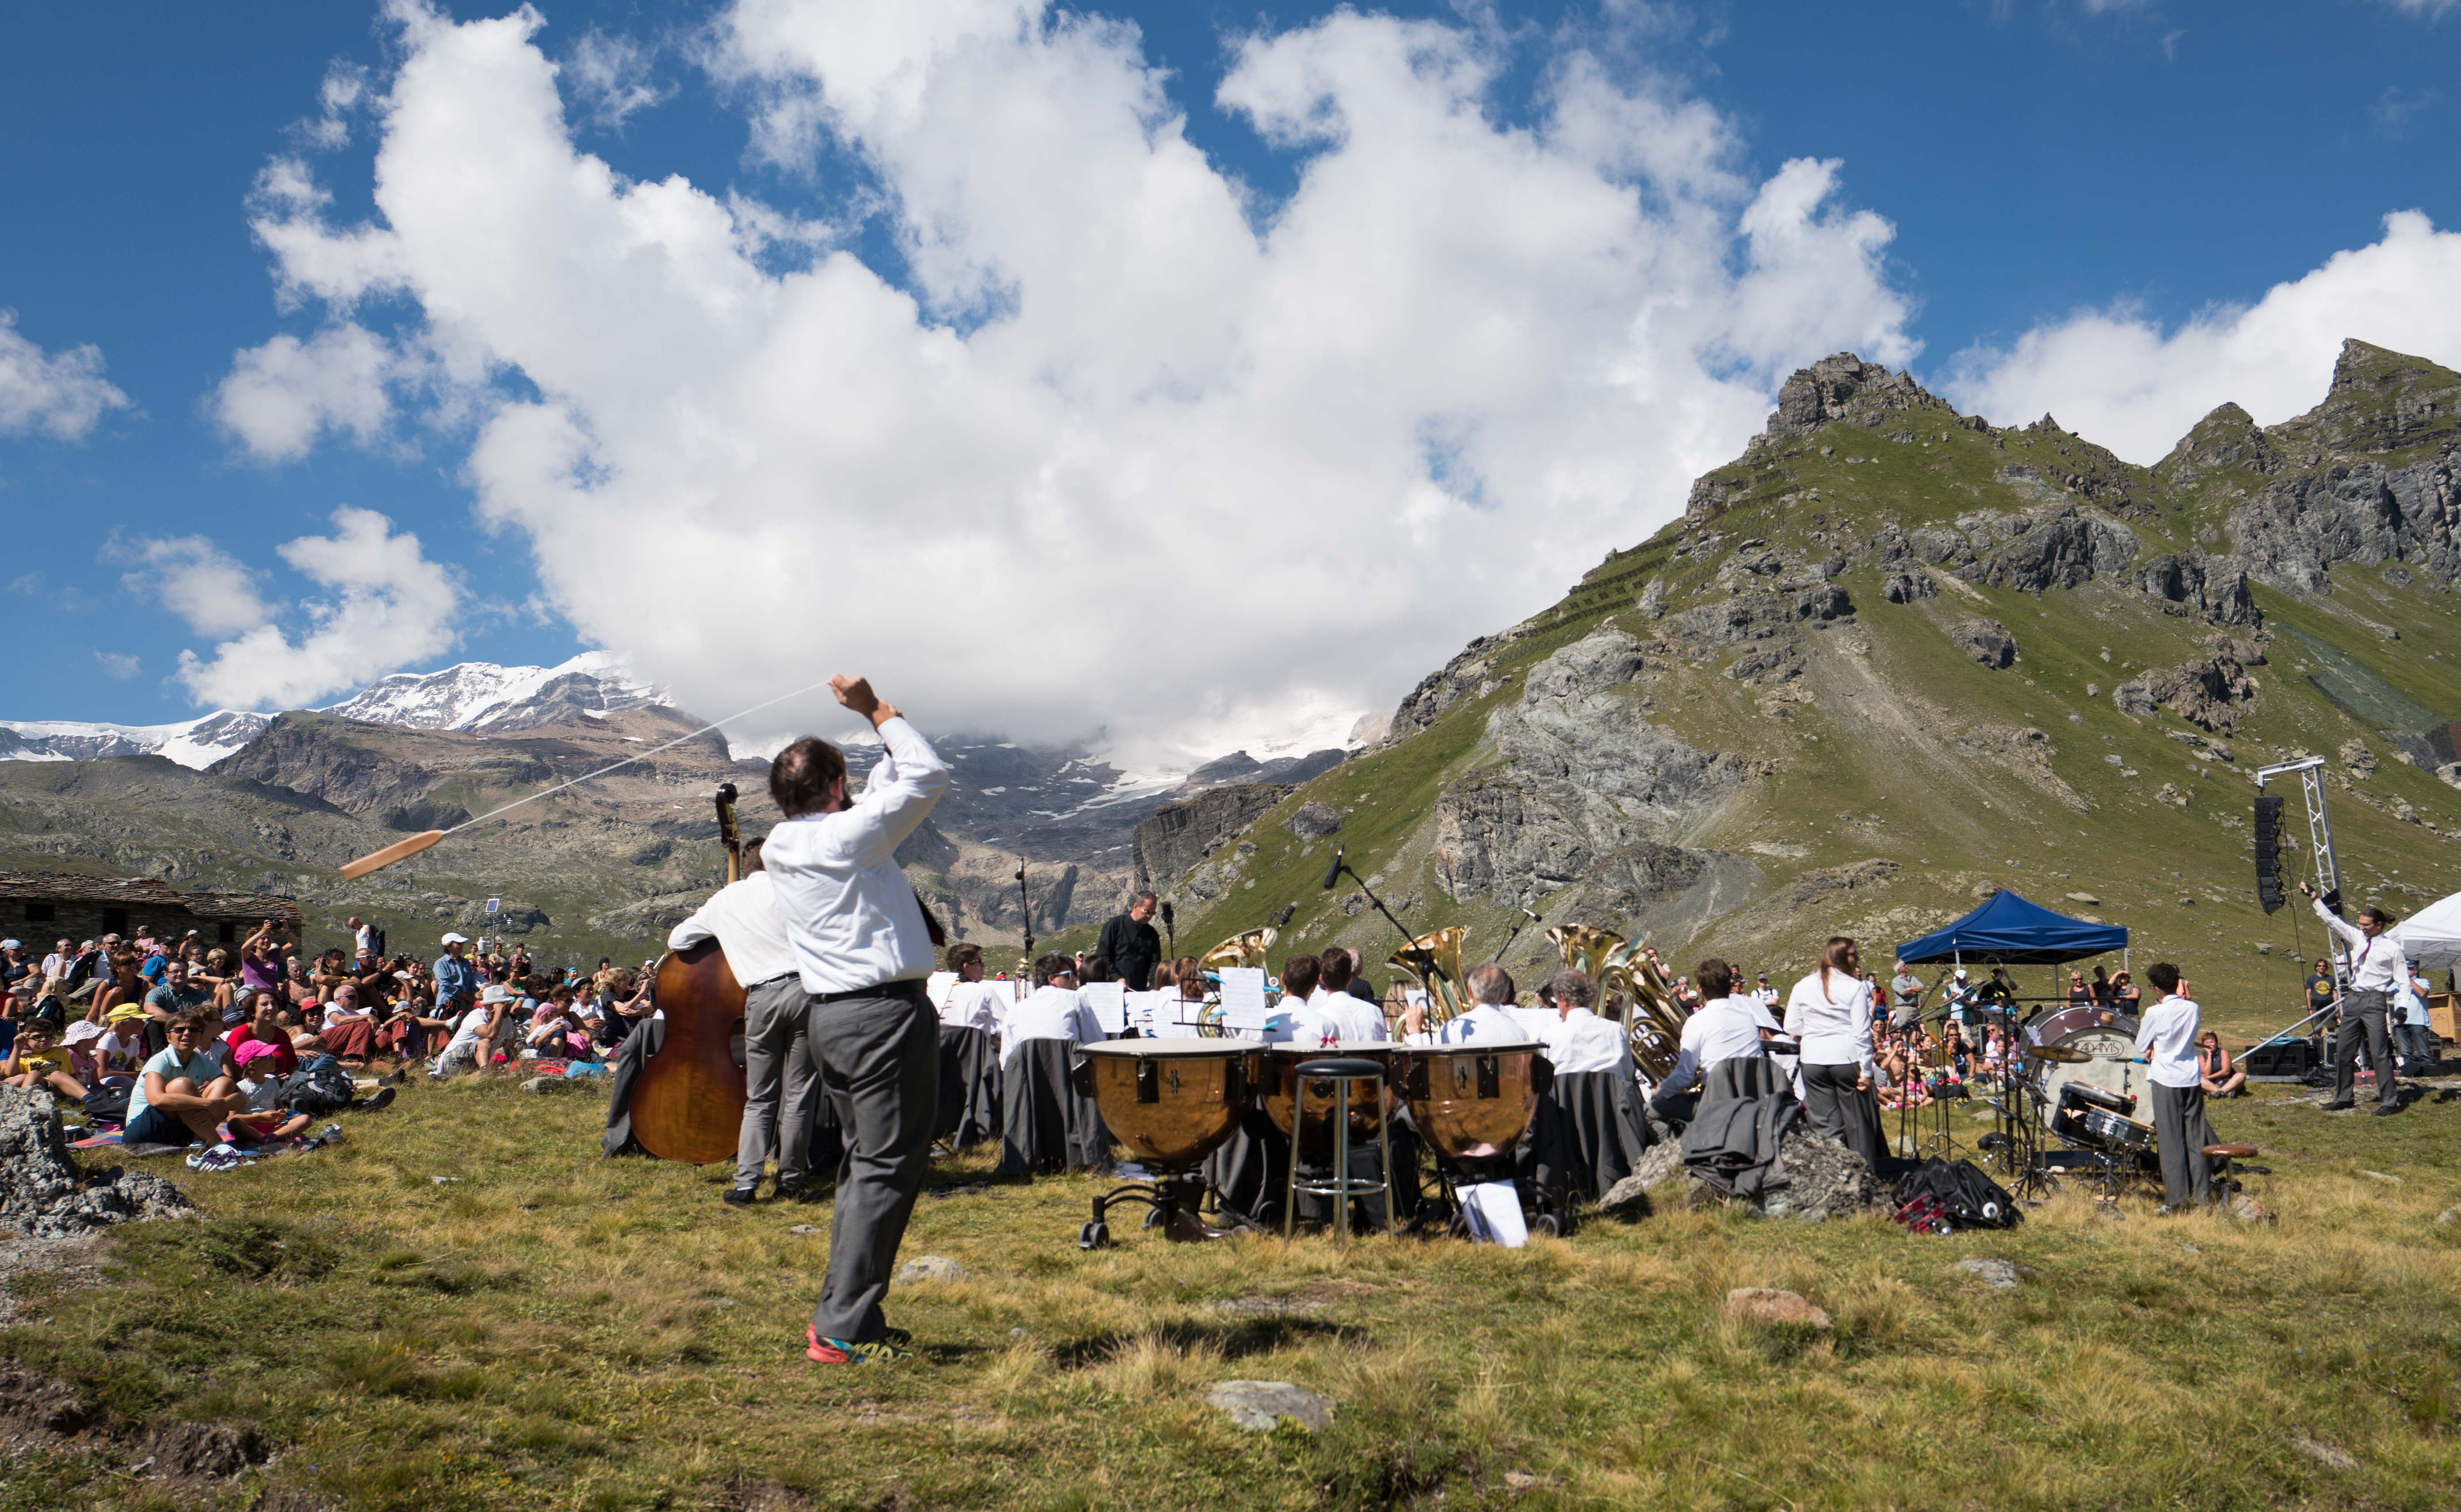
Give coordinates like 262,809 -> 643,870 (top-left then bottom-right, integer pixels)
760,676 -> 951,1366
2301,881 -> 2407,1114
2134,962 -> 2216,1210
668,837 -> 815,1206
1784,937 -> 1883,1168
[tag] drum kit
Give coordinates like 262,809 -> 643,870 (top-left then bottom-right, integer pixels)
1996,1006 -> 2167,1196
1069,1035 -> 1548,1248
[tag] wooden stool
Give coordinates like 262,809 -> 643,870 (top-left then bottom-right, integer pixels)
2201,1143 -> 2257,1193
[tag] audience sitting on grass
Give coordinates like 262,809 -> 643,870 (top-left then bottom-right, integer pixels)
2198,1031 -> 2247,1098
121,1012 -> 245,1148
4,1017 -> 89,1103
96,1008 -> 149,1086
228,1040 -> 315,1144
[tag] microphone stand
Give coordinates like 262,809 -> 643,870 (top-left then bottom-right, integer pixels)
1322,848 -> 1451,1011
1489,906 -> 1543,967
1015,857 -> 1034,968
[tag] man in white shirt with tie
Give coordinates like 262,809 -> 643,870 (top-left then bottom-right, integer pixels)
669,837 -> 811,1207
760,677 -> 950,1366
2301,881 -> 2407,1115
2134,962 -> 2216,1211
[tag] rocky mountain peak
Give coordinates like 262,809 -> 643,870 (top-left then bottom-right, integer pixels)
2153,400 -> 2276,487
2275,338 -> 2461,456
1761,353 -> 1946,443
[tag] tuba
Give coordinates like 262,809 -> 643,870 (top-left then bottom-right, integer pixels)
1387,925 -> 1469,1028
1600,938 -> 1688,1082
1201,925 -> 1278,975
1546,924 -> 1625,987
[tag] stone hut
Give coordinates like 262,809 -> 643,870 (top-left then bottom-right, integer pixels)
0,870 -> 300,948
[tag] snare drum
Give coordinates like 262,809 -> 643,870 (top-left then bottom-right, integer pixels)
2075,1105 -> 2154,1153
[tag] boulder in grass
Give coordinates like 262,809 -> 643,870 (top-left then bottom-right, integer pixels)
0,1086 -> 190,1237
1207,1380 -> 1335,1433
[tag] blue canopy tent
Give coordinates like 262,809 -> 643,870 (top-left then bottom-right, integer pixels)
1896,890 -> 2128,967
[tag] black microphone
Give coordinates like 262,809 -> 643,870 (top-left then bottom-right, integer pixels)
1159,900 -> 1175,936
1321,844 -> 1345,892
1273,902 -> 1296,928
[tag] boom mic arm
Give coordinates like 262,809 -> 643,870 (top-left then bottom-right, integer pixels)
1490,904 -> 1544,965
1322,844 -> 1420,952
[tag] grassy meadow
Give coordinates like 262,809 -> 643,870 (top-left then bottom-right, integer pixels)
6,1067 -> 2461,1511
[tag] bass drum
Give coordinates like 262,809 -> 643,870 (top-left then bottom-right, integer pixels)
2023,1002 -> 2133,1046
2033,1025 -> 2150,1148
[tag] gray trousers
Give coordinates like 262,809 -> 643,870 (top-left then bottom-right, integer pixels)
2149,1082 -> 2215,1207
734,976 -> 821,1192
2334,991 -> 2398,1107
799,982 -> 939,1345
1800,1061 -> 1882,1170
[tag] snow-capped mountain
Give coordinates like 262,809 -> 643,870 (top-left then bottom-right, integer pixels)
0,653 -> 666,771
0,710 -> 272,768
317,652 -> 663,733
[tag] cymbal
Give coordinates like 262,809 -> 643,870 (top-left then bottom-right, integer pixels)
2023,1045 -> 2089,1064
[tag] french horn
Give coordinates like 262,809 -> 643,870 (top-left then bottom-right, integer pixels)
1386,925 -> 1469,1028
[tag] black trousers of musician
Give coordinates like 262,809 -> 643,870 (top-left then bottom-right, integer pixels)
1800,1061 -> 1883,1170
2334,990 -> 2399,1108
2148,1081 -> 2215,1207
797,983 -> 940,1347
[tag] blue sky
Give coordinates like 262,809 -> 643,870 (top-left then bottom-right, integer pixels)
2,0 -> 2456,745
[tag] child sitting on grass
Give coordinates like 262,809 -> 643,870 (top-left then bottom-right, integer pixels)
227,1039 -> 314,1143
3,1018 -> 89,1105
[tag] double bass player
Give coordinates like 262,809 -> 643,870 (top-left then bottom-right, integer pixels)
762,676 -> 951,1366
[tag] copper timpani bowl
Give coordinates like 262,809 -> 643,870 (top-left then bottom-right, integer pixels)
1075,1041 -> 1260,1167
1260,1042 -> 1398,1155
1398,1043 -> 1544,1162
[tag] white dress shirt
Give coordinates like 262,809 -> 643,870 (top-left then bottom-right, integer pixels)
940,978 -> 1007,1035
667,871 -> 799,988
1405,1001 -> 1539,1046
1784,970 -> 1876,1078
1543,1006 -> 1629,1075
1288,986 -> 1390,1044
1660,992 -> 1774,1091
1002,984 -> 1101,1053
2314,897 -> 2408,995
2135,992 -> 2201,1089
762,717 -> 951,994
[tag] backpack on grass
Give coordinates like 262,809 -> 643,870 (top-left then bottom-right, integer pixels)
1892,1156 -> 2019,1232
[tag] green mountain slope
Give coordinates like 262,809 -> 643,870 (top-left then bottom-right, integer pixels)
1148,342 -> 2461,1038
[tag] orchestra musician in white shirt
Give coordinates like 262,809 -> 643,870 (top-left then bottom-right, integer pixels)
935,943 -> 1007,1040
2134,961 -> 2218,1212
758,676 -> 950,1367
1003,954 -> 1105,1056
1538,970 -> 1628,1075
2301,880 -> 2407,1115
1784,936 -> 1883,1168
1289,951 -> 1390,1044
1400,963 -> 1534,1045
668,836 -> 813,1208
1650,959 -> 1776,1127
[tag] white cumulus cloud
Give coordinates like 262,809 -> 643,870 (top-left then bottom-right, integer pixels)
0,310 -> 131,441
173,507 -> 462,710
1944,211 -> 2461,463
215,322 -> 398,462
223,0 -> 1916,755
109,533 -> 270,638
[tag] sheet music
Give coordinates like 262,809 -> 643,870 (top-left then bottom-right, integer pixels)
1217,968 -> 1271,1032
926,971 -> 957,1010
1122,990 -> 1171,1035
1080,981 -> 1128,1034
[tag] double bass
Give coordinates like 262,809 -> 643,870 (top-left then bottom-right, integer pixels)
630,783 -> 751,1164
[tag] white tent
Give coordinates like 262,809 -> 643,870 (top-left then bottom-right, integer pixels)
2388,890 -> 2461,971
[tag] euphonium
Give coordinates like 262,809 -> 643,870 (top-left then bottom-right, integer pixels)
1387,925 -> 1469,1027
1601,938 -> 1688,1082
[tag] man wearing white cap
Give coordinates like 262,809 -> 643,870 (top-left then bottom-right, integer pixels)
434,933 -> 477,1020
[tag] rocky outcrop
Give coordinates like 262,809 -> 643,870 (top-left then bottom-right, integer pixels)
1180,748 -> 1347,791
0,1087 -> 190,1238
2113,646 -> 2261,733
2132,553 -> 2261,627
1432,630 -> 1745,909
1134,782 -> 1290,892
2226,454 -> 2461,594
1949,618 -> 2017,668
1611,1129 -> 1883,1221
1282,801 -> 1342,840
2273,338 -> 2461,457
2153,402 -> 2284,490
1663,583 -> 1854,651
1958,506 -> 2139,594
1761,353 -> 1947,444
1387,635 -> 1504,737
